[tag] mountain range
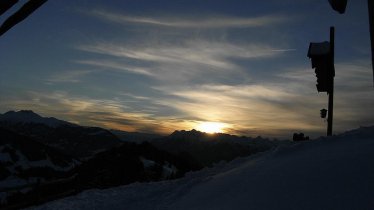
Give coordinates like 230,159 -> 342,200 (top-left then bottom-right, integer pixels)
0,110 -> 73,128
151,129 -> 278,167
30,125 -> 374,210
110,129 -> 162,143
0,110 -> 277,209
0,110 -> 121,158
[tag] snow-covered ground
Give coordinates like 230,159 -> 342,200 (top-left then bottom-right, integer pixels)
28,126 -> 374,210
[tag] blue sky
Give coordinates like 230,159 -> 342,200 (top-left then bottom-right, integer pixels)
0,0 -> 373,138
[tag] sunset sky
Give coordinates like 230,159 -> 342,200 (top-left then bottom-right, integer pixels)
0,0 -> 373,138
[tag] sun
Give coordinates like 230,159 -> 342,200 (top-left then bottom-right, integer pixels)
196,122 -> 226,134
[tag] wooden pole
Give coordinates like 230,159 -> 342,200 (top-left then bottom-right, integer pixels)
368,0 -> 374,86
327,27 -> 334,136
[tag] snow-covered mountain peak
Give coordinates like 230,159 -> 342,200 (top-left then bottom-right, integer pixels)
0,110 -> 72,127
3,110 -> 42,120
169,129 -> 206,138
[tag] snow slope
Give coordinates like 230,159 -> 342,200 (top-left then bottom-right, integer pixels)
29,126 -> 374,210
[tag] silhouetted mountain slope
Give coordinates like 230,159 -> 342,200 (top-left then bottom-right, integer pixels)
76,141 -> 202,190
0,128 -> 76,170
110,129 -> 162,143
0,110 -> 122,158
0,110 -> 278,209
0,127 -> 78,206
152,129 -> 277,167
0,111 -> 203,208
0,110 -> 73,127
0,132 -> 201,209
29,126 -> 374,210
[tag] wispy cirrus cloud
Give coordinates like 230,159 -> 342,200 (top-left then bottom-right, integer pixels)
65,18 -> 300,137
0,90 -> 183,134
79,40 -> 292,62
152,83 -> 324,137
3,61 -> 372,138
147,60 -> 373,138
77,40 -> 293,83
46,69 -> 96,84
75,60 -> 156,77
91,10 -> 288,29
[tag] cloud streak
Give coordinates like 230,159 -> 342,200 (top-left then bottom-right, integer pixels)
77,39 -> 292,84
2,61 -> 372,138
0,91 -> 178,134
46,70 -> 96,84
75,60 -> 156,77
91,10 -> 288,29
152,83 -> 324,137
78,40 -> 286,66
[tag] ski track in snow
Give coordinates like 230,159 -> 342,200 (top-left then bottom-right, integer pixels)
28,128 -> 374,210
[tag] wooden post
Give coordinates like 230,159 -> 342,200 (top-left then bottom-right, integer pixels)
327,27 -> 334,136
368,0 -> 374,86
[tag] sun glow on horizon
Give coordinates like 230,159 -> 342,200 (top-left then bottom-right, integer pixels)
196,122 -> 227,134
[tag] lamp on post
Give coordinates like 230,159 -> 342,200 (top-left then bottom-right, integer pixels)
307,27 -> 335,136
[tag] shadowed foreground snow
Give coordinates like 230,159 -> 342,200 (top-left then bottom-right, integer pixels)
29,127 -> 374,210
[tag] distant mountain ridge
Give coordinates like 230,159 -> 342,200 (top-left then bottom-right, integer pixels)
110,129 -> 163,143
28,125 -> 374,210
168,129 -> 266,143
0,110 -> 121,158
0,110 -> 203,208
0,127 -> 200,209
0,110 -> 73,127
152,129 -> 278,167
